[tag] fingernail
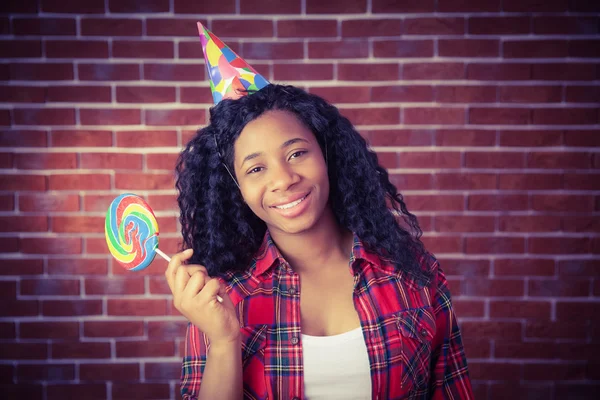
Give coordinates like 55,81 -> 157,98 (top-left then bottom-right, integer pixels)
184,248 -> 193,255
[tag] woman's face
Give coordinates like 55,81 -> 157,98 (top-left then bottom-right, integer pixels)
233,109 -> 329,235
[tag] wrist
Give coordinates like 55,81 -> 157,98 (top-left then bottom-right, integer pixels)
209,334 -> 241,354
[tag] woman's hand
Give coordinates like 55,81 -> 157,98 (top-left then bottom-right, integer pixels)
165,248 -> 240,348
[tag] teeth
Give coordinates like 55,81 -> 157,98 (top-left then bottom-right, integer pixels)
274,195 -> 307,210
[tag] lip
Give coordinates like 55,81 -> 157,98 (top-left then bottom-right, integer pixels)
269,191 -> 312,218
269,191 -> 311,208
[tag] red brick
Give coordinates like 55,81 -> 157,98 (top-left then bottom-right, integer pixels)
453,300 -> 485,318
112,383 -> 170,400
86,237 -> 112,255
461,321 -> 522,342
21,237 -> 82,255
372,0 -> 434,12
463,278 -> 524,296
18,363 -> 75,381
51,342 -> 111,359
213,19 -> 273,38
277,20 -> 337,39
341,107 -> 399,126
0,237 -> 19,253
273,63 -> 332,81
0,322 -> 16,339
439,39 -> 499,57
52,130 -> 112,147
180,87 -> 214,103
0,343 -> 46,359
78,63 -> 140,81
532,63 -> 596,81
499,130 -> 563,147
116,130 -> 178,147
342,19 -> 401,37
21,278 -> 79,296
390,173 -> 432,190
0,152 -> 13,168
80,109 -> 141,125
116,86 -> 174,103
500,86 -> 562,103
81,194 -> 119,212
0,175 -> 46,191
14,108 -> 75,125
435,129 -> 495,147
47,384 -> 106,400
467,63 -> 531,80
307,0 -> 366,13
47,86 -> 112,103
499,173 -> 562,190
471,362 -> 523,382
368,129 -> 433,146
0,39 -> 41,58
81,18 -> 142,36
557,301 -> 600,321
85,277 -> 145,295
108,0 -> 169,13
527,320 -> 588,341
80,153 -> 143,170
398,152 -> 460,170
147,320 -> 187,339
563,216 -> 600,232
435,173 -> 496,190
373,40 -> 433,58
107,299 -> 167,316
0,86 -> 46,103
80,363 -> 139,381
465,151 -> 525,168
145,362 -> 180,379
147,194 -> 178,211
421,235 -> 462,254
309,40 -> 368,59
243,42 -> 303,60
469,17 -> 530,34
558,259 -> 598,276
146,18 -> 207,36
174,0 -> 235,13
20,321 -> 79,339
147,153 -> 179,170
566,85 -> 600,103
308,86 -> 370,104
0,259 -> 44,275
495,258 -> 555,277
15,153 -> 76,170
84,320 -> 144,337
46,40 -> 108,58
0,130 -> 47,147
404,18 -> 464,35
565,173 -> 600,190
0,194 -> 14,211
435,216 -> 495,232
239,0 -> 301,13
41,0 -> 105,13
51,216 -> 104,233
469,107 -> 530,125
531,237 -> 591,254
534,16 -> 599,34
499,215 -> 561,232
465,237 -> 525,254
403,63 -> 465,80
529,279 -> 590,297
148,276 -> 171,295
436,86 -> 496,103
525,363 -> 586,381
505,40 -> 569,58
371,86 -> 433,102
339,63 -> 399,81
504,0 -> 568,11
0,216 -> 47,232
467,194 -> 527,211
404,108 -> 465,125
116,341 -> 175,358
375,152 -> 398,169
113,40 -> 173,58
528,152 -> 591,169
570,0 -> 600,11
0,281 -> 16,298
438,0 -> 500,12
533,108 -> 598,125
10,62 -> 74,81
178,40 -> 215,59
43,300 -> 102,316
48,174 -> 110,190
145,109 -> 205,126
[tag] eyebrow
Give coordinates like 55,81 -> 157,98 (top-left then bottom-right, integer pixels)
240,137 -> 309,166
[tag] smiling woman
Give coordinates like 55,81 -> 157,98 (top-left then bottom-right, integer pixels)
165,24 -> 474,400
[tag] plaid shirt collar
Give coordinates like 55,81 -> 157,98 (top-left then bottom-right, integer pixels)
252,229 -> 397,277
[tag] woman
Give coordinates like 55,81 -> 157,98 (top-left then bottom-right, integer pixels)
165,24 -> 473,400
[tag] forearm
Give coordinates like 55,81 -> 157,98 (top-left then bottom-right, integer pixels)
198,338 -> 243,400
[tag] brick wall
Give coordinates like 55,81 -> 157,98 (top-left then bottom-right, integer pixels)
1,0 -> 599,399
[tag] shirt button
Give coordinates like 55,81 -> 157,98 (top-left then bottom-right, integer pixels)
289,286 -> 297,295
292,397 -> 300,400
421,328 -> 428,337
291,336 -> 299,345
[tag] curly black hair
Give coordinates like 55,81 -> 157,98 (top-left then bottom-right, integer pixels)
176,84 -> 433,285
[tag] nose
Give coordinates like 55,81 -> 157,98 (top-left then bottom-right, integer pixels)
269,163 -> 300,192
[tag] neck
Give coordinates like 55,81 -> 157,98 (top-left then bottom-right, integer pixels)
268,206 -> 352,273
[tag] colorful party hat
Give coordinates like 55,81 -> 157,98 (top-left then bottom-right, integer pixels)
197,22 -> 270,104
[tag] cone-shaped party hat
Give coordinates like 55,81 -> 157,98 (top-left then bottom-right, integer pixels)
197,22 -> 270,104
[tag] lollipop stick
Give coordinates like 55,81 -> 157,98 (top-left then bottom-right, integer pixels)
156,247 -> 223,303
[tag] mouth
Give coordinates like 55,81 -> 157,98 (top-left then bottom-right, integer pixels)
271,192 -> 310,210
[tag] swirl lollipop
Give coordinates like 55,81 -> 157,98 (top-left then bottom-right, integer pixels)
105,193 -> 169,271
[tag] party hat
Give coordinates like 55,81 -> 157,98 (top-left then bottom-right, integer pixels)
197,22 -> 270,104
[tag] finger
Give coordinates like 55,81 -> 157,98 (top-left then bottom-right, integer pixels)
183,264 -> 208,277
196,278 -> 224,304
174,263 -> 193,296
182,270 -> 208,299
165,248 -> 193,290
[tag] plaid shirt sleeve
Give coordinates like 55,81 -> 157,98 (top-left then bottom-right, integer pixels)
429,263 -> 474,399
180,323 -> 209,400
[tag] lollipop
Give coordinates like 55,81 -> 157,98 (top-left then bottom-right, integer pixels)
104,193 -> 223,302
105,193 -> 168,271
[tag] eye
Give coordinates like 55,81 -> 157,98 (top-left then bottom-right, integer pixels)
247,166 -> 263,175
289,150 -> 307,160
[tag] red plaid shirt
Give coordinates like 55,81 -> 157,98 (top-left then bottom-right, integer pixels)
181,231 -> 474,399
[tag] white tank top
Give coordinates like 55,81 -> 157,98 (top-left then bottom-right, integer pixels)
301,327 -> 372,400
